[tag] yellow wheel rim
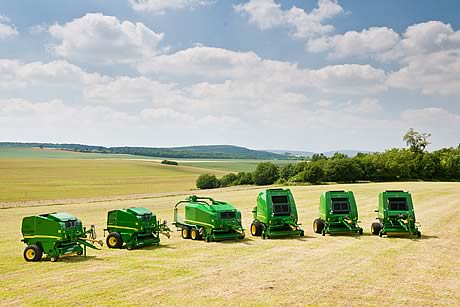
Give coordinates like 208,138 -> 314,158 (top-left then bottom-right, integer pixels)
251,224 -> 256,235
314,222 -> 317,232
191,230 -> 196,239
26,249 -> 35,259
109,237 -> 117,246
182,229 -> 188,237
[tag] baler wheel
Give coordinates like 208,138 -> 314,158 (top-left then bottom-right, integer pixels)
50,256 -> 59,262
359,228 -> 363,235
250,221 -> 263,236
313,219 -> 325,234
417,230 -> 421,238
190,228 -> 200,240
23,245 -> 42,262
371,222 -> 381,235
181,226 -> 191,239
107,232 -> 123,248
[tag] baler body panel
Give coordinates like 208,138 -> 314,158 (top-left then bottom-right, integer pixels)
316,191 -> 362,235
375,190 -> 420,236
252,188 -> 304,238
21,212 -> 99,261
174,196 -> 245,242
106,207 -> 170,249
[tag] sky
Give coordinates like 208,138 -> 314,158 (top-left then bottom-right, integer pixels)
0,0 -> 459,152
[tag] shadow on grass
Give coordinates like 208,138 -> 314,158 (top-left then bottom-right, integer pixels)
135,244 -> 177,251
45,255 -> 102,263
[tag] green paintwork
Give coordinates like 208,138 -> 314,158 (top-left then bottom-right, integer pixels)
316,191 -> 363,235
21,212 -> 100,261
173,195 -> 245,242
105,207 -> 170,249
252,188 -> 304,238
374,190 -> 421,237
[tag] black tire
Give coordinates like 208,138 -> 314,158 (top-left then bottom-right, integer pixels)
181,226 -> 191,239
300,230 -> 305,237
250,221 -> 263,236
23,245 -> 43,262
106,232 -> 123,248
417,230 -> 421,238
190,228 -> 201,240
359,228 -> 363,235
371,222 -> 381,235
313,219 -> 325,234
77,250 -> 83,256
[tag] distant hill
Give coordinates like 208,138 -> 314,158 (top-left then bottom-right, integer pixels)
268,149 -> 371,158
0,142 -> 293,160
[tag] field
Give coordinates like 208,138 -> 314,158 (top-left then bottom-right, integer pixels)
0,148 -> 297,203
1,181 -> 459,306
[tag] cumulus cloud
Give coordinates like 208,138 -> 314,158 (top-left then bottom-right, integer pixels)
49,13 -> 164,64
139,46 -> 386,94
385,21 -> 460,96
129,0 -> 214,14
0,15 -> 18,39
307,27 -> 400,58
234,0 -> 343,39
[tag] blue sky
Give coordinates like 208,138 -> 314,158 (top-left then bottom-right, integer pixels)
0,0 -> 459,152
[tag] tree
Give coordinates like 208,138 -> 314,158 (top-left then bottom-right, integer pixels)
219,173 -> 238,187
279,164 -> 295,180
253,162 -> 279,185
403,128 -> 431,153
303,163 -> 324,183
196,174 -> 219,189
236,172 -> 254,185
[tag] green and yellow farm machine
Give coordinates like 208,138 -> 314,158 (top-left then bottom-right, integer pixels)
371,190 -> 421,237
21,212 -> 103,262
313,191 -> 363,236
250,188 -> 304,239
173,195 -> 245,242
105,207 -> 171,250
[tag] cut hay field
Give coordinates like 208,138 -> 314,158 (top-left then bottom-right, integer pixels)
0,158 -> 227,203
0,182 -> 459,306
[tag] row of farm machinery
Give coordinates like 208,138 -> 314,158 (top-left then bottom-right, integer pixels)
21,189 -> 421,262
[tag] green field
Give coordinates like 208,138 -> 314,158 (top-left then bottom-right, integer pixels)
0,182 -> 459,305
0,158 -> 229,203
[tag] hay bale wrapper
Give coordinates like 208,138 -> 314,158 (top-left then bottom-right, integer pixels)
313,191 -> 363,236
371,190 -> 421,237
250,188 -> 304,239
173,195 -> 245,242
21,212 -> 103,262
105,207 -> 171,250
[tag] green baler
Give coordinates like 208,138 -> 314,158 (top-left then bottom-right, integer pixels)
371,190 -> 421,237
105,207 -> 171,250
313,191 -> 363,236
21,212 -> 103,262
250,188 -> 304,239
173,195 -> 245,242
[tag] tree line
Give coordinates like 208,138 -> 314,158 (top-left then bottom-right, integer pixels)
196,129 -> 460,189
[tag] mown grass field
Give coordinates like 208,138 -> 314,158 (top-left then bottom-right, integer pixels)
1,182 -> 459,306
0,158 -> 228,202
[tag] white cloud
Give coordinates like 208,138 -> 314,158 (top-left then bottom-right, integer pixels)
49,13 -> 164,64
234,0 -> 343,39
129,0 -> 214,14
0,15 -> 18,39
139,46 -> 386,94
384,21 -> 460,96
307,27 -> 400,58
